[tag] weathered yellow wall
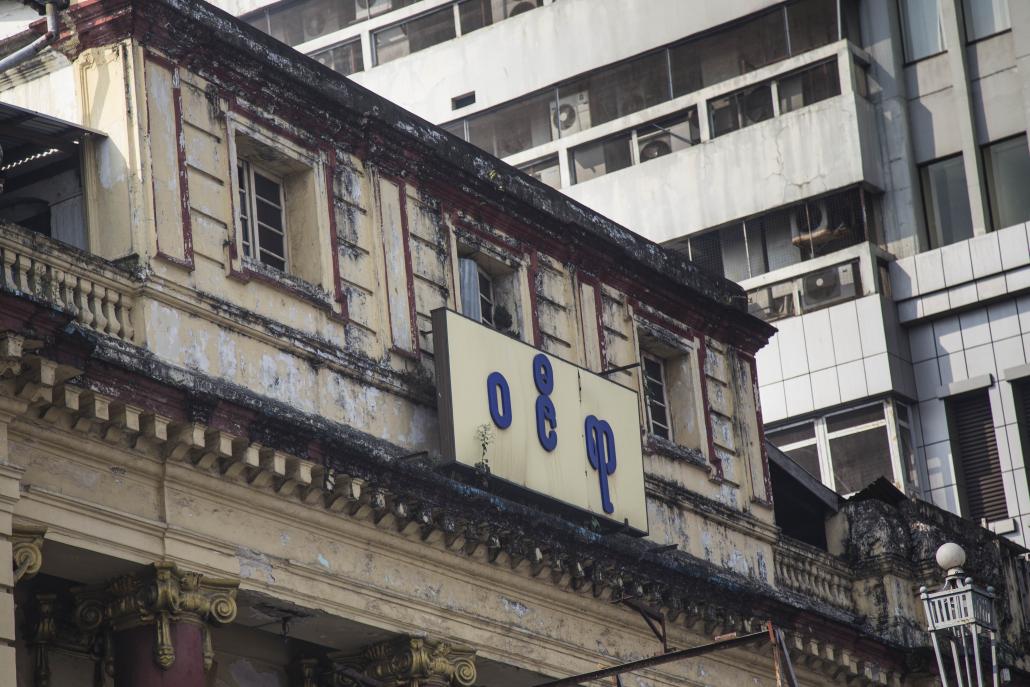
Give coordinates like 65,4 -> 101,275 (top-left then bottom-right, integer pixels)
13,38 -> 781,607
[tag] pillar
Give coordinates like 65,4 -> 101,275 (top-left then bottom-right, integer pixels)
0,457 -> 29,687
332,635 -> 477,687
76,562 -> 238,687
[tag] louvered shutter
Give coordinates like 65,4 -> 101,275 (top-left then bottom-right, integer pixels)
949,391 -> 1008,523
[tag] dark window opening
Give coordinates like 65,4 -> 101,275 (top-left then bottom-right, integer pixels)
675,187 -> 871,284
921,155 -> 974,248
374,5 -> 457,65
770,459 -> 830,550
451,92 -> 476,110
243,0 -> 417,48
311,39 -> 364,77
778,60 -> 841,114
767,422 -> 820,481
642,353 -> 671,440
948,390 -> 1008,523
983,134 -> 1030,231
570,133 -> 632,184
559,51 -> 670,131
517,155 -> 561,190
444,2 -> 844,158
459,0 -> 542,34
708,83 -> 773,138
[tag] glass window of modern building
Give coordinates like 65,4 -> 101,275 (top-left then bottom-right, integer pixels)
311,39 -> 364,76
921,155 -> 974,248
899,0 -> 946,61
962,0 -> 1011,42
983,135 -> 1030,230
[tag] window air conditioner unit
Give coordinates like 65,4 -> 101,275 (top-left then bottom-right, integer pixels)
550,91 -> 591,139
742,86 -> 772,126
638,130 -> 672,162
790,199 -> 849,248
356,0 -> 391,19
506,1 -> 536,17
800,263 -> 857,311
302,8 -> 328,40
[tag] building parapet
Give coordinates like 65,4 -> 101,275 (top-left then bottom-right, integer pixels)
0,221 -> 138,344
889,221 -> 1030,323
774,536 -> 854,610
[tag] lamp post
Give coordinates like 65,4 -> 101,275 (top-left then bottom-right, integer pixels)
918,542 -> 1000,687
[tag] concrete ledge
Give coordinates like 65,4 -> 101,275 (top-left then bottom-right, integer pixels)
938,373 -> 994,399
1003,363 -> 1030,382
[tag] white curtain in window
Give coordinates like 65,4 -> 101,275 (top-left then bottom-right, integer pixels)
963,0 -> 1010,41
459,258 -> 481,320
900,0 -> 945,61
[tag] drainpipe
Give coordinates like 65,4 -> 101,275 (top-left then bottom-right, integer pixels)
0,1 -> 60,74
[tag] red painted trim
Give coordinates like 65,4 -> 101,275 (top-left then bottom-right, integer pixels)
144,51 -> 195,271
592,282 -> 607,370
744,353 -> 773,504
696,338 -> 724,480
526,251 -> 541,347
172,65 -> 194,268
323,152 -> 349,321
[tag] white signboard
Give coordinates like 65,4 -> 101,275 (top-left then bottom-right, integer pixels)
432,309 -> 648,533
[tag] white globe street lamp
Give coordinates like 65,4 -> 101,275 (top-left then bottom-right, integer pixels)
919,542 -> 999,687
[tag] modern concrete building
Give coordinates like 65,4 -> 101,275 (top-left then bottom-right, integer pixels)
210,0 -> 1030,547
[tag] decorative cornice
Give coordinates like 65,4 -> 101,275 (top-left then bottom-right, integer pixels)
74,562 -> 238,671
1,342 -> 921,684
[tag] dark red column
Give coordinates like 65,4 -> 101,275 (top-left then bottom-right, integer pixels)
74,563 -> 238,687
112,622 -> 207,687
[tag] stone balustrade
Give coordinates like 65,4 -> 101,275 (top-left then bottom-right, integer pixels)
774,538 -> 855,611
0,224 -> 137,343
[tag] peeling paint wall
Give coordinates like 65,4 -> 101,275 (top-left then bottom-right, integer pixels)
4,9 -> 774,590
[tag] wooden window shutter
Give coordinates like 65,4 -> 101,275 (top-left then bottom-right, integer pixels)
948,390 -> 1007,523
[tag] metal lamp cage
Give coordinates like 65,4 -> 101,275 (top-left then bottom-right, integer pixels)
919,575 -> 1000,687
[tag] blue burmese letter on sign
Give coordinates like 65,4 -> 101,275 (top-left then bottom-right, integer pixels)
584,415 -> 617,514
532,353 -> 558,451
486,371 -> 512,429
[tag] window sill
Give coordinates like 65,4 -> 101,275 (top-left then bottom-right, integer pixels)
241,257 -> 337,311
966,28 -> 1011,46
902,50 -> 947,68
645,434 -> 708,468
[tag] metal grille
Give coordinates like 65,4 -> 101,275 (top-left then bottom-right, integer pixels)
949,391 -> 1008,523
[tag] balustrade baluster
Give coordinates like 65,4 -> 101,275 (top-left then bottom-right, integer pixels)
92,284 -> 108,332
77,280 -> 94,328
15,254 -> 31,293
30,260 -> 46,296
119,296 -> 135,341
1,248 -> 14,291
105,290 -> 121,337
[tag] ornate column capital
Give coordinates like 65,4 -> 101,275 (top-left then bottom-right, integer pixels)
338,635 -> 477,687
12,525 -> 46,583
75,561 -> 238,671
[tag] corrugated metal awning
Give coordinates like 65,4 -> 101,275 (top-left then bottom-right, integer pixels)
0,101 -> 105,175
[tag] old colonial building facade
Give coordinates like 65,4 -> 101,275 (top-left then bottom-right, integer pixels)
0,0 -> 1029,686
